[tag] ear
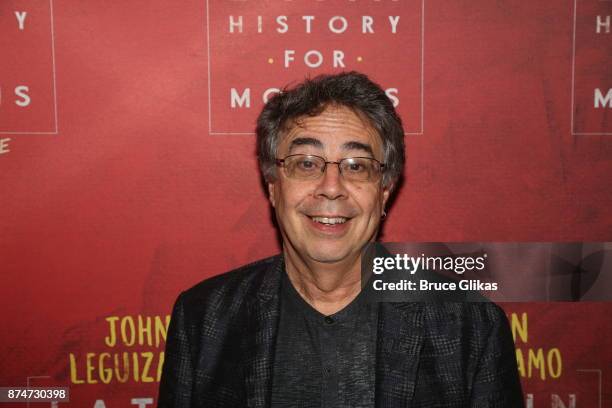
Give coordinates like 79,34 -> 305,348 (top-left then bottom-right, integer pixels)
267,181 -> 276,208
381,182 -> 394,208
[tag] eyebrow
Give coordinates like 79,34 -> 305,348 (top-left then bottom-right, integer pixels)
288,137 -> 323,152
288,137 -> 375,157
342,141 -> 374,157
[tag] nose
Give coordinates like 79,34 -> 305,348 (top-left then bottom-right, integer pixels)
313,162 -> 349,200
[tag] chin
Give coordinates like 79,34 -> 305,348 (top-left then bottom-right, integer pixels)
305,247 -> 357,265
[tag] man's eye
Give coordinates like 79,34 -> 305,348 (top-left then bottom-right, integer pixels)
347,162 -> 366,172
297,160 -> 317,170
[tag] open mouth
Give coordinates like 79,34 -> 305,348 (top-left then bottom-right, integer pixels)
309,216 -> 349,225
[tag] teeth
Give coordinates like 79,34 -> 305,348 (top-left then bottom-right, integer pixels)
311,216 -> 347,225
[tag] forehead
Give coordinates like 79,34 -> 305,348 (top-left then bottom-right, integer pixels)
279,105 -> 382,155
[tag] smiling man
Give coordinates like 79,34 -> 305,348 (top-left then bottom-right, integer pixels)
268,104 -> 391,316
158,72 -> 524,407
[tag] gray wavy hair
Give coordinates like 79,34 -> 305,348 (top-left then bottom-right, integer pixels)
256,71 -> 405,188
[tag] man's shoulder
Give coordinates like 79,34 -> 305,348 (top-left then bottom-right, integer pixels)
424,301 -> 507,322
176,255 -> 281,316
421,301 -> 510,336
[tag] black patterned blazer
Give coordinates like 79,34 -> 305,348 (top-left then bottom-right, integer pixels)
158,255 -> 524,407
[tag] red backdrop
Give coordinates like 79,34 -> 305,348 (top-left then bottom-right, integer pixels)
1,0 -> 611,406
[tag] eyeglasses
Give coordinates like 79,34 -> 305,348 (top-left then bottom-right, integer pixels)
275,154 -> 385,182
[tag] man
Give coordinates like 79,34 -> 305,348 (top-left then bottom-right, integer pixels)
158,72 -> 524,407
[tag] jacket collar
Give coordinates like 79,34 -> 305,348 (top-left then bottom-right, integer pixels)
243,255 -> 424,408
243,256 -> 283,408
375,301 -> 425,407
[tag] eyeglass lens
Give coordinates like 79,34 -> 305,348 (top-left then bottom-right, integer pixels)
282,155 -> 382,182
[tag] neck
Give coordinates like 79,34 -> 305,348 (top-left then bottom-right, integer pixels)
283,246 -> 362,316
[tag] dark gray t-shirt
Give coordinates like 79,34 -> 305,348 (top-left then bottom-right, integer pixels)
271,271 -> 378,408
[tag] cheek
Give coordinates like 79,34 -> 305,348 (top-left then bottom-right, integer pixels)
351,186 -> 384,212
276,182 -> 309,212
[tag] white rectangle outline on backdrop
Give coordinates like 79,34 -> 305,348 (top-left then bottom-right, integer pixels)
206,0 -> 425,135
571,0 -> 612,135
0,0 -> 59,135
575,369 -> 602,408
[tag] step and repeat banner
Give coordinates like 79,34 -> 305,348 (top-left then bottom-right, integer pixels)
1,0 -> 611,407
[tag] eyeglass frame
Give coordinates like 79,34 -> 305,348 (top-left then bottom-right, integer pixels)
274,154 -> 386,182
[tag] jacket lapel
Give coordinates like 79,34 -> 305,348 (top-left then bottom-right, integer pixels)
375,302 -> 425,408
243,257 -> 283,408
